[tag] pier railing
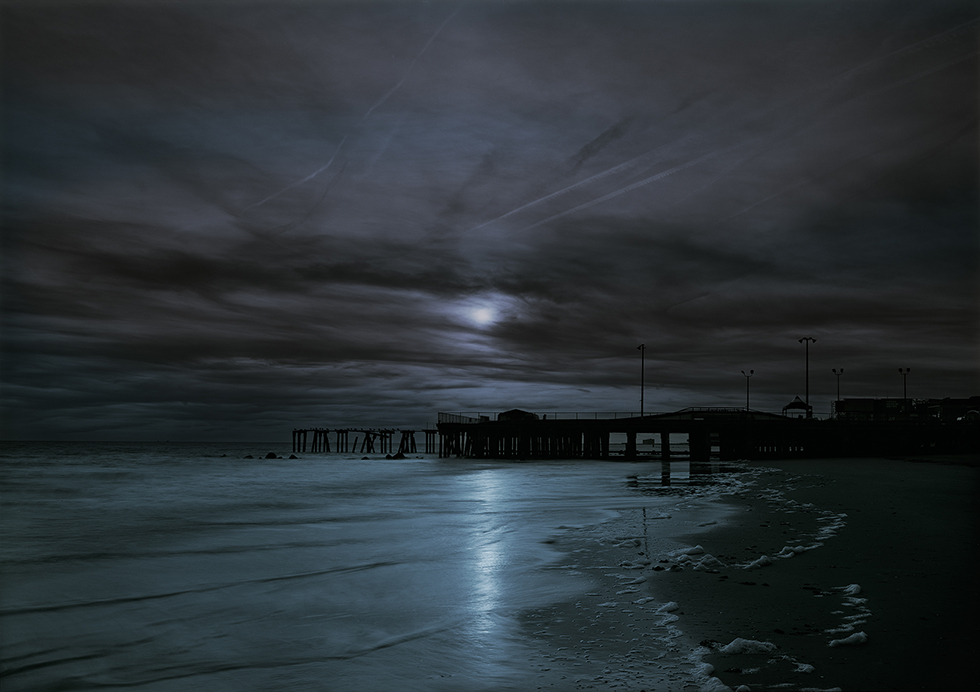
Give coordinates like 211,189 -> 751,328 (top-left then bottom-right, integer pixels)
438,408 -> 830,423
438,411 -> 652,423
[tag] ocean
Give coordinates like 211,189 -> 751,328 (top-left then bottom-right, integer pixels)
0,441 -> 739,692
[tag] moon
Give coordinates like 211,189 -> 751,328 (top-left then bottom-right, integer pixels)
471,307 -> 495,325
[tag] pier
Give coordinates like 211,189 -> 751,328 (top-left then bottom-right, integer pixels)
287,398 -> 977,460
291,428 -> 437,455
435,405 -> 978,460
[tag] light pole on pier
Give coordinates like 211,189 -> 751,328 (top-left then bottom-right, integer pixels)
899,368 -> 910,399
637,344 -> 646,417
741,370 -> 754,410
832,368 -> 844,417
799,337 -> 816,417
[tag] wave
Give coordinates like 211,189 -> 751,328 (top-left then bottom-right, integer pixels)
0,561 -> 401,617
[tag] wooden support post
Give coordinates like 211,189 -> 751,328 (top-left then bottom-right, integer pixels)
690,430 -> 710,462
398,431 -> 416,455
660,431 -> 670,461
625,431 -> 637,459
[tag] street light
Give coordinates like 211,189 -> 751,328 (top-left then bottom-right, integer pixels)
637,344 -> 646,417
832,368 -> 843,418
741,370 -> 754,410
899,368 -> 910,399
799,337 -> 816,417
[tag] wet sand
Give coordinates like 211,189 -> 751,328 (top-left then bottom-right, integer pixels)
520,456 -> 979,691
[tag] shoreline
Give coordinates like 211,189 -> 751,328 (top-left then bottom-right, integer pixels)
517,455 -> 979,691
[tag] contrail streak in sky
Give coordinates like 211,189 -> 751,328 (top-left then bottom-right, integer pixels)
246,137 -> 347,210
520,143 -> 747,232
832,16 -> 979,85
271,161 -> 348,237
729,53 -> 979,219
471,17 -> 979,235
466,138 -> 695,233
247,8 -> 456,212
358,4 -> 460,126
850,50 -> 979,104
358,115 -> 406,180
755,16 -> 980,122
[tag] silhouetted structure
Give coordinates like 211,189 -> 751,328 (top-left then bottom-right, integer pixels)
497,408 -> 539,422
436,402 -> 978,460
782,396 -> 812,418
291,428 -> 437,454
833,396 -> 980,422
288,397 -> 978,460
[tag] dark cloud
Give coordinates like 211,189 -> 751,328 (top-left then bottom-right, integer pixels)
2,0 -> 977,440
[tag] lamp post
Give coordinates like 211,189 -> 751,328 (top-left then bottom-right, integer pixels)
898,368 -> 910,399
832,368 -> 843,418
741,369 -> 754,410
799,337 -> 816,417
637,344 -> 646,417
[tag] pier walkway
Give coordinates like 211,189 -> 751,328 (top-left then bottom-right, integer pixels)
435,407 -> 978,460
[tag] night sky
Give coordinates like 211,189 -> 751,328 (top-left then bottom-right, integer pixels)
2,0 -> 978,441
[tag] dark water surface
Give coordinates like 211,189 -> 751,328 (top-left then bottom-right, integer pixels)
2,442 -> 725,691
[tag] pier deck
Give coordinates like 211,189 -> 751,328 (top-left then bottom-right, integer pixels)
436,408 -> 978,460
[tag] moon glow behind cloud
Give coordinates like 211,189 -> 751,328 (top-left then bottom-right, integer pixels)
0,0 -> 976,440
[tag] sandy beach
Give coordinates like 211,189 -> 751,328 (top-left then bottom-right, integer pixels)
519,456 -> 979,692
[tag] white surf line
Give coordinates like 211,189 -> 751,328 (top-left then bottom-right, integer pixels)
357,4 -> 460,126
245,136 -> 347,210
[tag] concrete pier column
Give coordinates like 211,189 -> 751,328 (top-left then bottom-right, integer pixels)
625,431 -> 637,459
660,431 -> 671,461
690,430 -> 711,461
